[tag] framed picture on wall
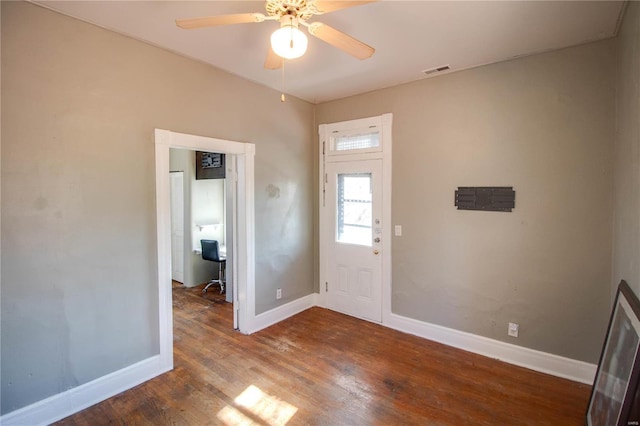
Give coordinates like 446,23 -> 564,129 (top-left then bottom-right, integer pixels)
195,151 -> 225,180
586,280 -> 640,426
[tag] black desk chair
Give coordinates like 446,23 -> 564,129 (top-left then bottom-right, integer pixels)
201,239 -> 226,294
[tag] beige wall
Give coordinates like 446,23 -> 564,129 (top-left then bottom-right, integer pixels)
2,0 -> 636,418
612,2 -> 640,298
0,1 -> 314,414
316,40 -> 616,363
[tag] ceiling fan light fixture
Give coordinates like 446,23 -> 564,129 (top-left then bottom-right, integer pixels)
271,17 -> 308,59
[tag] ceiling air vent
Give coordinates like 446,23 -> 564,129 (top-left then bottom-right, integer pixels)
422,65 -> 450,76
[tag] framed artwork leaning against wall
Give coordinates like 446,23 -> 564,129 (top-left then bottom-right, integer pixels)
587,280 -> 640,426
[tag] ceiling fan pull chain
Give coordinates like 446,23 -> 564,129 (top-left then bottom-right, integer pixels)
281,58 -> 286,102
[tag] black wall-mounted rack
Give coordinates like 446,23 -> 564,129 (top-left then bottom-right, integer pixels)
454,187 -> 515,212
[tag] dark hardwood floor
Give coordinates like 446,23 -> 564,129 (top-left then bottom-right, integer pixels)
56,282 -> 591,425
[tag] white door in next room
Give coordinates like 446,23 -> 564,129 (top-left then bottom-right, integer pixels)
170,171 -> 185,283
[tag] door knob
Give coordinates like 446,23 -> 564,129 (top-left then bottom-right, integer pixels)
373,249 -> 379,255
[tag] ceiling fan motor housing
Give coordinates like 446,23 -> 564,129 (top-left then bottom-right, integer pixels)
266,0 -> 316,21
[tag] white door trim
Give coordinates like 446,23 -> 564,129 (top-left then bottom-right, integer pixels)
318,113 -> 393,323
155,129 -> 256,372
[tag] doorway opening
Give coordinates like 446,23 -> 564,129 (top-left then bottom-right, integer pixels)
155,129 -> 256,372
170,149 -> 234,305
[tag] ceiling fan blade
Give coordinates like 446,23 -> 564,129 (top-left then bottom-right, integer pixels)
176,13 -> 265,29
313,1 -> 376,14
264,46 -> 283,70
307,22 -> 374,60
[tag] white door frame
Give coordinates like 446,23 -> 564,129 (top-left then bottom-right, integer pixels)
155,129 -> 255,371
225,155 -> 237,309
318,113 -> 393,323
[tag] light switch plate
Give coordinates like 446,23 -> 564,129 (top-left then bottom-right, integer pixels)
395,225 -> 402,236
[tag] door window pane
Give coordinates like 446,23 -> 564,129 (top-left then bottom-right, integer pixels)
337,173 -> 372,246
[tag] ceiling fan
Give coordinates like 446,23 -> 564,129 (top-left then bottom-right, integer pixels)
176,0 -> 375,70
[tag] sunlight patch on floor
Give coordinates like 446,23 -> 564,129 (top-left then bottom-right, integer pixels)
217,385 -> 298,425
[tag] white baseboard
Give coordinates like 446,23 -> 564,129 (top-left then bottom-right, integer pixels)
1,293 -> 596,425
384,312 -> 597,385
304,293 -> 595,384
249,293 -> 316,334
0,294 -> 314,425
265,293 -> 596,384
0,355 -> 170,426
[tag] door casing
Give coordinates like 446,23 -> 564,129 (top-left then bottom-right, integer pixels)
155,129 -> 255,372
318,113 -> 393,324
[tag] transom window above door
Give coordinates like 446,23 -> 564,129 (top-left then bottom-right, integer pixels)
328,127 -> 381,155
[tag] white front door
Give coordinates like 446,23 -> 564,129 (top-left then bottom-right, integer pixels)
325,159 -> 383,322
170,172 -> 184,283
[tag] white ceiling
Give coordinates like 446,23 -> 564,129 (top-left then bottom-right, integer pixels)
35,1 -> 625,104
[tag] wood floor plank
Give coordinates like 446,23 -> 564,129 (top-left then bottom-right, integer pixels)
55,282 -> 591,425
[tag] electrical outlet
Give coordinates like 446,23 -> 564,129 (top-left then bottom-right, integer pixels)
276,288 -> 282,300
508,322 -> 519,338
